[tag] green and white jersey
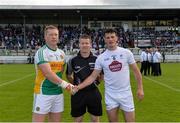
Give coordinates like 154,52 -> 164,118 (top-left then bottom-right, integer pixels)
34,45 -> 65,95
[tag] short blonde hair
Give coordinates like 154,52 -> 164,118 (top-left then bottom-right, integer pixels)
44,25 -> 58,35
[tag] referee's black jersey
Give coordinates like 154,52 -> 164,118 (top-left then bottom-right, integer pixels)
66,52 -> 99,91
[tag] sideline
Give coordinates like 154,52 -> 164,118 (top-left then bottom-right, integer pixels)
0,73 -> 34,87
144,76 -> 180,92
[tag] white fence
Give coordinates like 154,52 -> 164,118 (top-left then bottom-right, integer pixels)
0,55 -> 180,64
0,56 -> 28,64
134,55 -> 180,62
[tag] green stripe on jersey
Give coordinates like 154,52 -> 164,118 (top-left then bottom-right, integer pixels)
42,72 -> 63,95
38,46 -> 46,62
37,61 -> 48,65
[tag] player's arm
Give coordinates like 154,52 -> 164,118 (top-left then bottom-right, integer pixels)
66,58 -> 74,84
38,63 -> 74,93
66,74 -> 74,84
66,70 -> 74,84
98,70 -> 104,81
77,69 -> 101,90
94,71 -> 104,86
130,63 -> 144,100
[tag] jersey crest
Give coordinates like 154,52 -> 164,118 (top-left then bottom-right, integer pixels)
109,60 -> 122,72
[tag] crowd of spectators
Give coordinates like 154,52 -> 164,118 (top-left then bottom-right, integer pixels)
134,28 -> 178,47
0,24 -> 43,50
0,24 -> 179,52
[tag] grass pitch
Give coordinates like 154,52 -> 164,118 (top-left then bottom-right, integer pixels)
0,63 -> 180,122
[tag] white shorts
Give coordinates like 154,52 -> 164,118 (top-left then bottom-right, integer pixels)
105,90 -> 134,112
32,94 -> 64,114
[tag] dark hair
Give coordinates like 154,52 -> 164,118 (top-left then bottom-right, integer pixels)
79,34 -> 91,41
44,25 -> 58,35
104,29 -> 118,37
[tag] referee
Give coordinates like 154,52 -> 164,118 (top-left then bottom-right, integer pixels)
66,34 -> 102,122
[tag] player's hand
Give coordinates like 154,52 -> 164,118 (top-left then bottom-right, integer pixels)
58,80 -> 76,95
65,83 -> 74,94
137,88 -> 144,101
71,85 -> 79,95
65,84 -> 80,95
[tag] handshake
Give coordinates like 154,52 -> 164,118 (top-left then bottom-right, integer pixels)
58,80 -> 79,95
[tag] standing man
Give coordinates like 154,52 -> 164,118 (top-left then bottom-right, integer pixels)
147,48 -> 154,75
32,25 -> 74,122
147,48 -> 151,75
153,48 -> 162,76
66,34 -> 102,122
74,29 -> 144,122
162,50 -> 165,63
140,49 -> 148,76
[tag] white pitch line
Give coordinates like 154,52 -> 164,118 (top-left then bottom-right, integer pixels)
144,76 -> 180,92
0,73 -> 34,87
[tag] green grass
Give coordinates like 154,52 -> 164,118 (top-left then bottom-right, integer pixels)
0,63 -> 180,122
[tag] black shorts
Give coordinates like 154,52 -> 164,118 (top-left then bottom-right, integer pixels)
71,88 -> 102,117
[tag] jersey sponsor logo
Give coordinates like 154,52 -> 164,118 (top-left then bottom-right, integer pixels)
109,60 -> 122,72
50,63 -> 61,68
49,62 -> 64,71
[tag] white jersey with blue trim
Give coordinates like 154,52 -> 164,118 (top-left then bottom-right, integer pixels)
95,46 -> 136,92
